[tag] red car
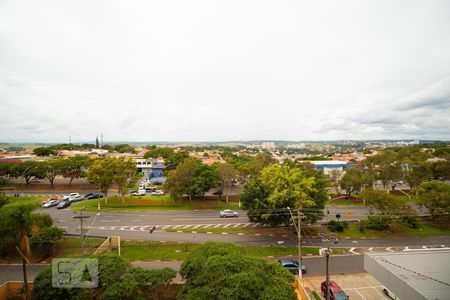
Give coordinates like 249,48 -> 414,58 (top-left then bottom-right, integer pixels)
321,280 -> 349,300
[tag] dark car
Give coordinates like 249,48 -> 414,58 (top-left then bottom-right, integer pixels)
57,200 -> 71,209
84,192 -> 103,199
278,259 -> 306,274
321,280 -> 349,300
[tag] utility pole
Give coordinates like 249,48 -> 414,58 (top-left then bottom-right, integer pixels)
287,207 -> 303,285
297,209 -> 302,283
325,248 -> 330,300
73,208 -> 90,254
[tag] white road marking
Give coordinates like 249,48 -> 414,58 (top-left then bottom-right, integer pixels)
252,224 -> 258,227
140,226 -> 149,231
213,224 -> 222,228
223,224 -> 231,228
233,223 -> 241,228
349,247 -> 359,255
173,225 -> 182,228
386,247 -> 394,252
368,247 -> 373,252
242,223 -> 251,227
193,225 -> 202,229
353,289 -> 367,300
132,219 -> 143,222
202,224 -> 212,228
120,226 -> 130,230
182,225 -> 191,229
100,220 -> 120,222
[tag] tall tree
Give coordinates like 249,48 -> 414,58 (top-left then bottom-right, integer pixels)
241,165 -> 317,226
33,147 -> 56,157
112,156 -> 137,203
163,158 -> 199,200
417,181 -> 450,220
217,163 -> 237,202
88,158 -> 116,204
188,164 -> 221,199
42,157 -> 64,187
12,161 -> 44,185
364,150 -> 402,191
0,205 -> 33,296
340,167 -> 373,197
61,156 -> 92,185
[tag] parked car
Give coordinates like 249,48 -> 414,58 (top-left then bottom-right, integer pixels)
150,190 -> 165,196
321,280 -> 349,300
42,199 -> 59,208
145,186 -> 157,192
62,193 -> 81,200
131,189 -> 146,196
84,192 -> 103,199
212,190 -> 223,195
41,195 -> 61,205
278,259 -> 306,274
69,195 -> 84,202
220,209 -> 238,218
57,200 -> 71,209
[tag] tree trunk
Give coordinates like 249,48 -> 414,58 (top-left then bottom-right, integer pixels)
22,258 -> 28,296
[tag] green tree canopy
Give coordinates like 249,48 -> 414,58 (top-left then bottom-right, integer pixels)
179,242 -> 296,300
241,164 -> 317,226
61,156 -> 92,185
144,147 -> 175,159
360,189 -> 413,216
340,167 -> 373,196
31,254 -> 176,300
163,158 -> 200,200
417,181 -> 450,220
33,147 -> 56,157
88,157 -> 116,203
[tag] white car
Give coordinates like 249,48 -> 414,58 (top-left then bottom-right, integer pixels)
63,193 -> 81,200
42,199 -> 59,208
220,209 -> 239,218
131,189 -> 146,196
150,190 -> 165,196
68,195 -> 84,202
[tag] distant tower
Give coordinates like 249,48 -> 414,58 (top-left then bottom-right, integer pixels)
101,133 -> 103,146
69,136 -> 72,144
95,137 -> 99,148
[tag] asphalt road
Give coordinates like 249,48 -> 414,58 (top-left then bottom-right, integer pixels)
0,255 -> 365,285
39,207 -> 450,249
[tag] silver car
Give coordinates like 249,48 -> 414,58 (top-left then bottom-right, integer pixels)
220,209 -> 238,218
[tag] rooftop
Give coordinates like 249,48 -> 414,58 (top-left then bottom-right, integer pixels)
364,250 -> 450,300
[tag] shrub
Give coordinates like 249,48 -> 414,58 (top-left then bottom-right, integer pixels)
362,216 -> 392,230
327,220 -> 348,232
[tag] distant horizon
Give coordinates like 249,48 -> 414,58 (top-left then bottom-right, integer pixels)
1,138 -> 448,146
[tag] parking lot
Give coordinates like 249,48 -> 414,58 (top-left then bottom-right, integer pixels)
304,273 -> 391,300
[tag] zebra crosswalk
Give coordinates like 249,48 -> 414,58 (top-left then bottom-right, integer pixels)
89,222 -> 257,232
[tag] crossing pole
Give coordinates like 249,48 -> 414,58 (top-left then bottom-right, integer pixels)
73,208 -> 90,254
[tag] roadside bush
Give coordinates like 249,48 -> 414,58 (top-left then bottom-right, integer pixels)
399,216 -> 419,228
327,220 -> 348,232
362,216 -> 392,230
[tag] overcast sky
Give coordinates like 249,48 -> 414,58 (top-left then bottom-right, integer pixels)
1,0 -> 449,143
